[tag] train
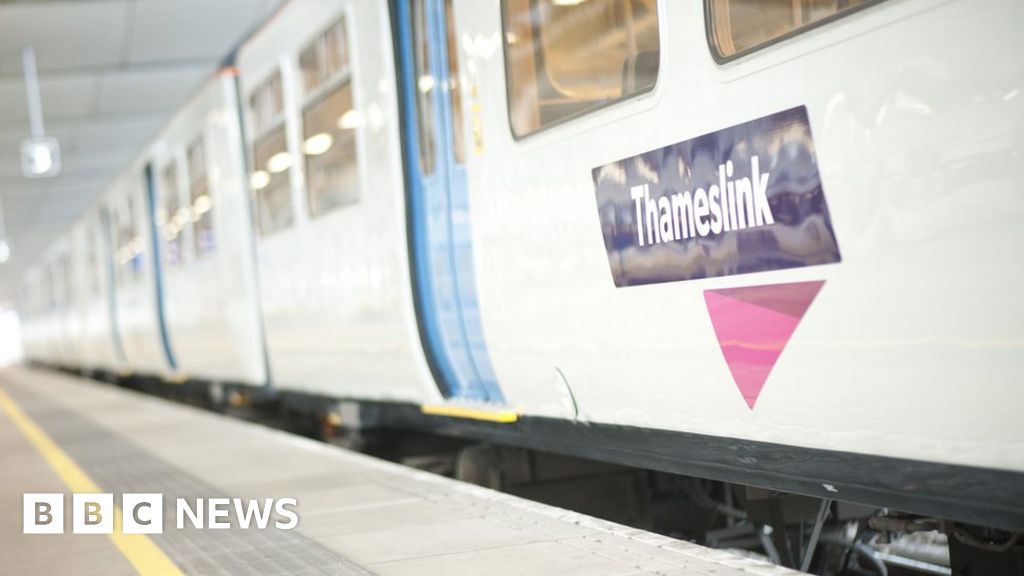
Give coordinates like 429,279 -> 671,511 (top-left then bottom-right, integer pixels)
15,0 -> 1024,571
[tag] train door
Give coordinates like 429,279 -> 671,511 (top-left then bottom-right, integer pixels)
395,0 -> 505,403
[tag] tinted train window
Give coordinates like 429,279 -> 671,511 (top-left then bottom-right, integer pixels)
502,0 -> 660,138
251,128 -> 293,235
708,0 -> 875,59
115,193 -> 143,282
57,253 -> 71,307
160,161 -> 184,266
249,72 -> 294,236
250,72 -> 284,136
299,17 -> 360,218
299,18 -> 350,93
86,226 -> 99,296
444,0 -> 466,164
410,0 -> 435,175
187,136 -> 215,257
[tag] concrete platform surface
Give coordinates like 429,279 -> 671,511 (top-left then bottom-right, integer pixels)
0,367 -> 798,576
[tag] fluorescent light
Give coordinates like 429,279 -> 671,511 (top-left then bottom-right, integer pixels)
174,208 -> 191,227
193,194 -> 212,216
0,239 -> 9,264
250,170 -> 270,191
302,133 -> 334,156
337,110 -> 361,130
266,151 -> 292,174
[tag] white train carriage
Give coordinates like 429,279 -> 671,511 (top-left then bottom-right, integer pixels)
69,207 -> 124,374
148,71 -> 267,387
106,166 -> 171,378
15,0 -> 1024,538
44,242 -> 80,369
455,0 -> 1024,461
390,0 -> 1024,528
235,0 -> 429,402
83,71 -> 268,386
18,266 -> 52,365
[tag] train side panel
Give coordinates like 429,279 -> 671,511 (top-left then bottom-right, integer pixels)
151,74 -> 267,386
109,170 -> 172,378
459,0 -> 1024,472
236,0 -> 432,402
72,209 -> 124,373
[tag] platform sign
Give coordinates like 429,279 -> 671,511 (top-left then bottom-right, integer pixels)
20,136 -> 61,179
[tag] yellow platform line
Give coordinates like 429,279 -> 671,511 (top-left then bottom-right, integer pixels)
0,386 -> 183,576
421,403 -> 519,423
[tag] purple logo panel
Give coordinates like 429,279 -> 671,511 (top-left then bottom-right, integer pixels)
592,106 -> 841,287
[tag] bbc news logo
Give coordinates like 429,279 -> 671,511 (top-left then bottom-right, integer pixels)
24,493 -> 298,534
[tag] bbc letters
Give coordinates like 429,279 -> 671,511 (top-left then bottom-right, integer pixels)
24,493 -> 298,534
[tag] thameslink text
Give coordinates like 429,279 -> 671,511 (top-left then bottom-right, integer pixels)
630,155 -> 774,247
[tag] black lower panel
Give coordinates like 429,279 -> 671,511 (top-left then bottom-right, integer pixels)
365,403 -> 1024,532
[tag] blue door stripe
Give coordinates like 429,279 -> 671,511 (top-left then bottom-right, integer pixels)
143,163 -> 178,371
395,0 -> 505,403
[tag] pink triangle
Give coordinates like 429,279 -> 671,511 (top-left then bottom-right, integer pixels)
704,281 -> 824,409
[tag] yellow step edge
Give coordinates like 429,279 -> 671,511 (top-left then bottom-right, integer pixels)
166,373 -> 189,385
421,403 -> 519,423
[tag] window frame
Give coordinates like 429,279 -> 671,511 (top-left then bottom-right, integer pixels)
299,77 -> 360,218
703,0 -> 886,64
158,155 -> 187,267
185,133 -> 216,259
247,68 -> 295,238
113,188 -> 144,283
499,0 -> 663,141
297,13 -> 361,220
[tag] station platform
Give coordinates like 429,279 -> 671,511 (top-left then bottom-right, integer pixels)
0,367 -> 798,576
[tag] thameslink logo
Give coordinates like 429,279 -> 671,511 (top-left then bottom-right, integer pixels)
23,493 -> 298,534
593,106 -> 841,287
629,156 -> 774,247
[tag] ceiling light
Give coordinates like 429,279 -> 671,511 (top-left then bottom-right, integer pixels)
302,133 -> 334,156
337,110 -> 361,130
266,152 -> 292,174
250,170 -> 270,191
193,194 -> 212,216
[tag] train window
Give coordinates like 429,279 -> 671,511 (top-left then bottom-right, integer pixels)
187,136 -> 215,257
160,161 -> 185,266
708,0 -> 875,60
251,128 -> 294,235
302,85 -> 360,217
502,0 -> 660,138
63,253 -> 73,305
250,73 -> 284,136
115,193 -> 143,282
444,0 -> 466,164
410,0 -> 435,175
57,253 -> 71,307
249,71 -> 294,237
300,17 -> 360,218
86,226 -> 100,296
299,18 -> 350,94
46,263 -> 56,311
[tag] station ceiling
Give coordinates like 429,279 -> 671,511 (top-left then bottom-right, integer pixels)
0,0 -> 283,302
